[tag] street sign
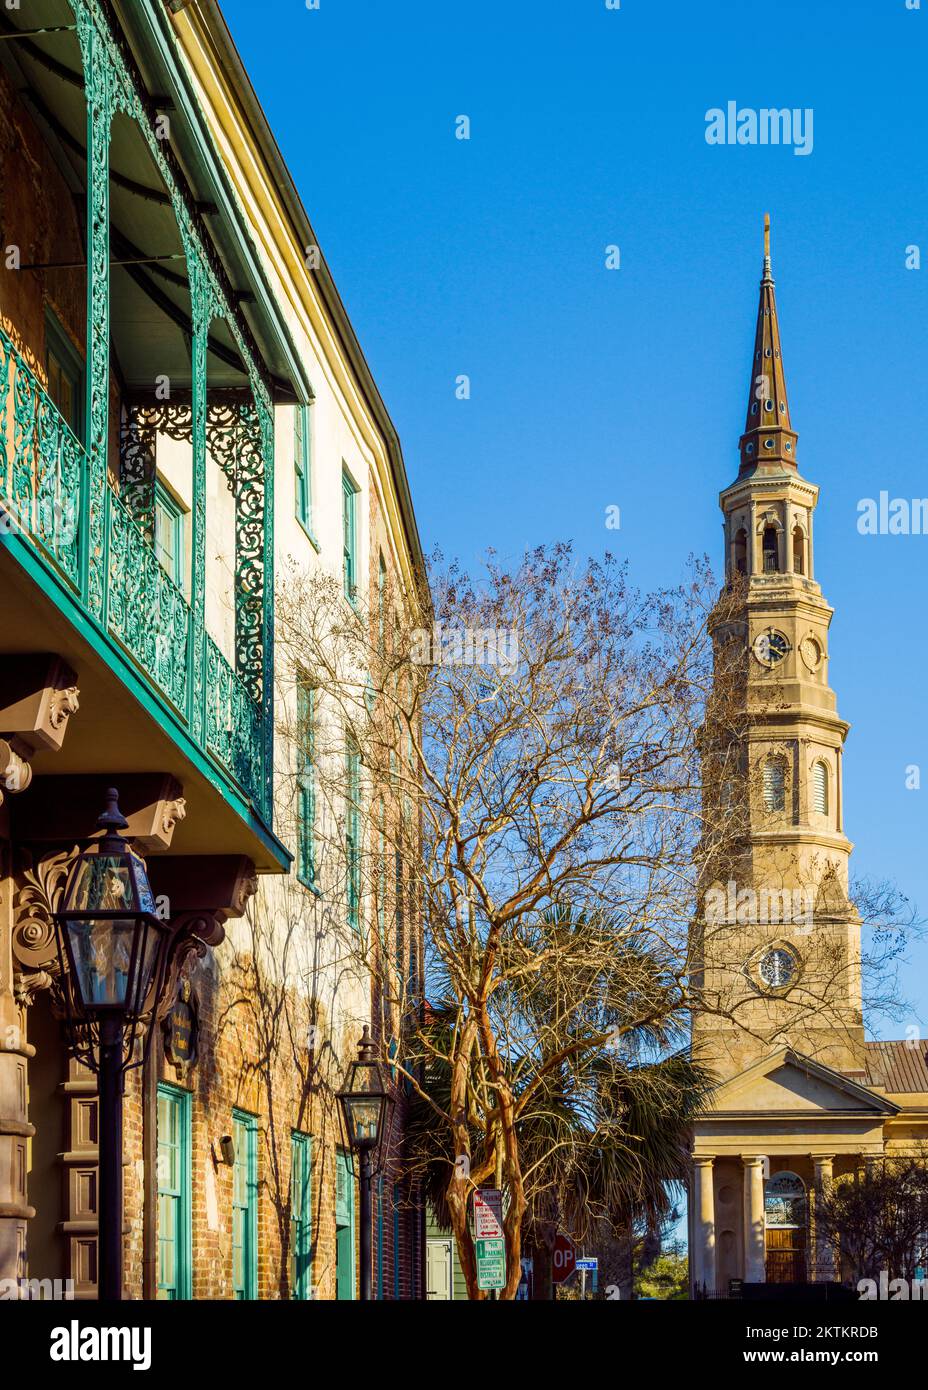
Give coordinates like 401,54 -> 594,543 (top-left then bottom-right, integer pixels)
473,1188 -> 504,1240
476,1237 -> 506,1290
576,1258 -> 598,1272
552,1233 -> 576,1284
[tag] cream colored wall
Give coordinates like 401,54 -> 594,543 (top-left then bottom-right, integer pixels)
158,14 -> 422,1085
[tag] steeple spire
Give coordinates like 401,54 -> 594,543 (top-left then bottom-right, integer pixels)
739,214 -> 799,475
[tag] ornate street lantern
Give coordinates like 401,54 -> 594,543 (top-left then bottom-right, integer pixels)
53,787 -> 173,1301
337,1025 -> 394,1151
336,1026 -> 395,1299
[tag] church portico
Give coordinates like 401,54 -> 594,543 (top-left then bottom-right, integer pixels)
690,1046 -> 897,1294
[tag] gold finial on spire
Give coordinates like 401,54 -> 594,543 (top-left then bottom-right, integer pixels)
764,212 -> 771,259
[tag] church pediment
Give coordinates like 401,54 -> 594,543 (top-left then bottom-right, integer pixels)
706,1047 -> 898,1117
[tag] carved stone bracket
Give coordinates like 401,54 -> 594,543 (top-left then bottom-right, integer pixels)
12,845 -> 78,976
0,655 -> 80,755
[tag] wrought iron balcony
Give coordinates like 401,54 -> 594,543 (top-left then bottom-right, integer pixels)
0,324 -> 271,828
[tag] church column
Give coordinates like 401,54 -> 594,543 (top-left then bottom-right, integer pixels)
692,1157 -> 716,1293
742,1156 -> 766,1283
813,1156 -> 835,1280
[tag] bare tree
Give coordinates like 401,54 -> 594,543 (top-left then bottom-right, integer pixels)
275,545 -> 918,1300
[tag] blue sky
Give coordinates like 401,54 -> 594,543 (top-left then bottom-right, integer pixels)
223,0 -> 928,1035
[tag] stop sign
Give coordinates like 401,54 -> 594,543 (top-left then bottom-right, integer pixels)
552,1234 -> 576,1284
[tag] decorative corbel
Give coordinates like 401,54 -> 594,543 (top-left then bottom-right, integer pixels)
0,737 -> 33,805
0,655 -> 80,754
12,844 -> 77,976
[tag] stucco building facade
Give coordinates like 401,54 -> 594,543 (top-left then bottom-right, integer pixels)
1,0 -> 425,1300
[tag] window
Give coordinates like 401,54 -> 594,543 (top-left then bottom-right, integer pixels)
294,404 -> 314,536
792,525 -> 805,575
157,1084 -> 191,1300
377,797 -> 386,946
290,1132 -> 312,1300
763,758 -> 786,812
762,526 -> 779,573
232,1110 -> 258,1300
45,310 -> 83,440
812,761 -> 829,816
297,676 -> 316,888
336,1152 -> 355,1300
154,481 -> 185,589
346,735 -> 361,931
378,551 -> 387,655
342,468 -> 358,602
734,527 -> 747,576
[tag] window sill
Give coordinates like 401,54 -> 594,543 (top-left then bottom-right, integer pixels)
296,515 -> 321,553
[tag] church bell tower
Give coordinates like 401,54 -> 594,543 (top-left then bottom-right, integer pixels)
693,217 -> 865,1080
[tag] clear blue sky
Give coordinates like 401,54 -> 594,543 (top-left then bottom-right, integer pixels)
222,0 -> 928,1035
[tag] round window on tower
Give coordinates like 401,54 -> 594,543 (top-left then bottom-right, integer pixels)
755,944 -> 801,993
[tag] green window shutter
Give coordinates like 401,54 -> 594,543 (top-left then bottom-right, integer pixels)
342,469 -> 357,602
44,308 -> 84,442
346,734 -> 361,931
297,676 -> 316,887
232,1110 -> 258,1300
335,1152 -> 355,1300
153,481 -> 185,590
290,1132 -> 312,1300
156,1084 -> 192,1300
295,404 -> 312,530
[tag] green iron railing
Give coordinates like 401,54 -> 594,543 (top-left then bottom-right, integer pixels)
0,324 -> 271,825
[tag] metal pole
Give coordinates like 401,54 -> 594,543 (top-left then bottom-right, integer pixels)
98,1016 -> 124,1301
359,1148 -> 373,1301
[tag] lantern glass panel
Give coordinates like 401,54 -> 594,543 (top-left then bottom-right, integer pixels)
344,1095 -> 382,1146
72,855 -> 136,913
64,917 -> 139,1008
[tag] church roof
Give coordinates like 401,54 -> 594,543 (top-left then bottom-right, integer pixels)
864,1040 -> 928,1094
738,215 -> 800,477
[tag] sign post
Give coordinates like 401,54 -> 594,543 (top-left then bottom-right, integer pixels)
576,1256 -> 598,1300
473,1189 -> 506,1292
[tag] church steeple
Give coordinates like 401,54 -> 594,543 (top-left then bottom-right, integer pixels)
738,215 -> 799,475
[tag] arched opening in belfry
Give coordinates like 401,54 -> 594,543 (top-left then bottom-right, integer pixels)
792,525 -> 805,575
734,527 -> 748,575
762,526 -> 779,573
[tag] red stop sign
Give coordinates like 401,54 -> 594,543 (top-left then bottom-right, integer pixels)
552,1234 -> 576,1284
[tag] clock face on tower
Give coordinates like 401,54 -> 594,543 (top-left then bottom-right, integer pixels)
753,628 -> 791,666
